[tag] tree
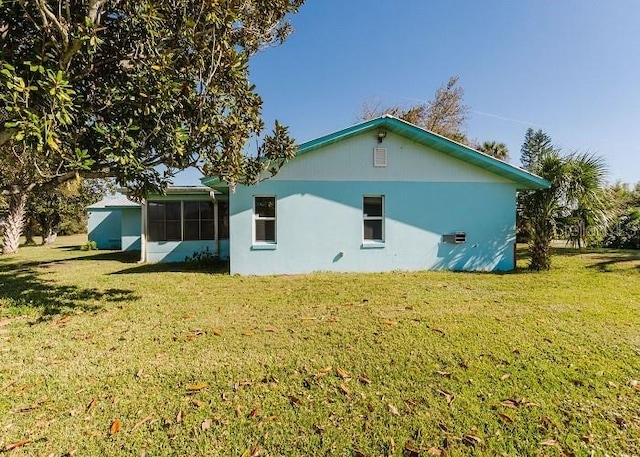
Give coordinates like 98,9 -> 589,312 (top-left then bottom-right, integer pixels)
518,134 -> 608,270
0,0 -> 303,253
520,128 -> 553,170
477,141 -> 509,161
602,182 -> 640,249
25,179 -> 109,245
360,76 -> 469,144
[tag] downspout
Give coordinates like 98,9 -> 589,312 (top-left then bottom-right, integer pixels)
139,199 -> 147,263
212,192 -> 219,257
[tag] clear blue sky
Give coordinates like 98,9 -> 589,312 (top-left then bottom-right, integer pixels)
177,0 -> 640,185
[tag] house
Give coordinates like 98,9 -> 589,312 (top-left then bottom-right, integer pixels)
87,195 -> 141,250
88,115 -> 549,274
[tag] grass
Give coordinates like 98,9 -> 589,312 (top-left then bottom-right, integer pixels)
0,234 -> 639,456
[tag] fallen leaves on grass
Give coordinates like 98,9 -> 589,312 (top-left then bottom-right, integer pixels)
192,399 -> 205,408
338,383 -> 350,395
500,397 -> 537,409
629,379 -> 640,391
136,368 -> 144,378
52,315 -> 71,326
264,327 -> 277,333
132,414 -> 155,430
212,328 -> 223,336
176,410 -> 184,423
498,413 -> 514,424
241,445 -> 261,457
242,330 -> 255,336
435,370 -> 452,378
201,418 -> 212,431
387,403 -> 400,416
426,447 -> 443,455
247,408 -> 260,419
404,441 -> 425,456
314,366 -> 332,379
380,319 -> 397,326
336,367 -> 350,380
462,434 -> 483,446
186,383 -> 207,392
358,375 -> 371,385
289,395 -> 303,406
109,418 -> 122,435
437,389 -> 455,406
540,438 -> 558,447
4,440 -> 31,451
86,398 -> 97,412
500,373 -> 510,381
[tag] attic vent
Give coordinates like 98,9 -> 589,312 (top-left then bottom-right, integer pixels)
373,147 -> 387,167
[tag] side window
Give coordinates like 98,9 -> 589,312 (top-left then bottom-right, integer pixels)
363,196 -> 384,242
148,201 -> 182,241
254,196 -> 276,243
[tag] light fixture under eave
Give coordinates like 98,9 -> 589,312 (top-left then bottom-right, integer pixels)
377,130 -> 387,143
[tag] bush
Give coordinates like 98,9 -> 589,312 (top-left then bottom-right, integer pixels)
80,240 -> 98,251
185,248 -> 219,266
602,209 -> 640,249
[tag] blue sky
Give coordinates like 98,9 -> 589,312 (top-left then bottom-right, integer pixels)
178,0 -> 640,185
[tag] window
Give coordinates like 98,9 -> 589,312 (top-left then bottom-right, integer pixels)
183,201 -> 215,241
363,196 -> 384,242
254,196 -> 276,243
148,201 -> 182,241
147,200 -> 216,242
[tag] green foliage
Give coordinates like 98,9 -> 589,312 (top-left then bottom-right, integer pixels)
25,178 -> 109,242
80,240 -> 98,251
184,247 -> 220,266
518,136 -> 608,270
477,141 -> 509,160
0,0 -> 303,198
520,128 -> 553,170
602,182 -> 640,249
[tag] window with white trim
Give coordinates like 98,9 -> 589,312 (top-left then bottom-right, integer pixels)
363,196 -> 384,242
254,196 -> 276,243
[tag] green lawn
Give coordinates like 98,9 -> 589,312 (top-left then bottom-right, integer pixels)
1,234 -> 639,456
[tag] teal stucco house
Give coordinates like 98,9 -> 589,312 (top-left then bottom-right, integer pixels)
89,115 -> 548,274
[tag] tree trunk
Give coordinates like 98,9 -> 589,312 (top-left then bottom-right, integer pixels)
42,227 -> 58,245
1,194 -> 27,254
24,218 -> 37,245
528,219 -> 552,271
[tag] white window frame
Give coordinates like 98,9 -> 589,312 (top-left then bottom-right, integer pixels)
253,195 -> 277,245
362,195 -> 385,243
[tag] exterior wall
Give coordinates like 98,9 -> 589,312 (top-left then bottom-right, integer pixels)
229,131 -> 519,275
230,181 -> 517,275
272,132 -> 512,183
87,208 -> 122,250
121,207 -> 142,251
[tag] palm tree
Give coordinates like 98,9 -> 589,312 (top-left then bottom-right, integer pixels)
519,149 -> 608,270
477,141 -> 509,161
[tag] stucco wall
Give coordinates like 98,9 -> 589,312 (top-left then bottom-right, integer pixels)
87,208 -> 121,250
121,207 -> 142,251
230,181 -> 517,275
229,131 -> 519,275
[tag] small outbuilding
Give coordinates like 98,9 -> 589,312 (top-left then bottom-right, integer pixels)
87,195 -> 141,251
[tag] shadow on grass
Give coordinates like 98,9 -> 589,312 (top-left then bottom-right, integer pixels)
0,259 -> 138,320
111,260 -> 229,275
584,251 -> 640,272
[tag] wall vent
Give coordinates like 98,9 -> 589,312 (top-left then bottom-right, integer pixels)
442,232 -> 467,244
373,147 -> 387,167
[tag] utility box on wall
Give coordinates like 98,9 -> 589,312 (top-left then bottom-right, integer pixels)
442,232 -> 467,244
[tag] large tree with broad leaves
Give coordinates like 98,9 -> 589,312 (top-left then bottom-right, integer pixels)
0,0 -> 304,253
